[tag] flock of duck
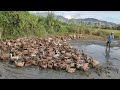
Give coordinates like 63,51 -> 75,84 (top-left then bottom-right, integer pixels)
0,34 -> 100,73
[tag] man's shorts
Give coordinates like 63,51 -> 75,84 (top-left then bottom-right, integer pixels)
106,41 -> 111,44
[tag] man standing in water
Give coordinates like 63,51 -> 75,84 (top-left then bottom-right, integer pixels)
106,32 -> 114,49
105,48 -> 110,60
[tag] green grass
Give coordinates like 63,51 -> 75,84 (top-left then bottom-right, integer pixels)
90,28 -> 120,39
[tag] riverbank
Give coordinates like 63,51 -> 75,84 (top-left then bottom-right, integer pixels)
0,58 -> 119,79
47,34 -> 105,41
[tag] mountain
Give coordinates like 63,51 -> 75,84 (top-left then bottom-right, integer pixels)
70,18 -> 116,25
33,12 -> 117,25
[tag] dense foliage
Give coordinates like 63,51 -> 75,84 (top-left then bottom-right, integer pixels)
0,11 -> 120,39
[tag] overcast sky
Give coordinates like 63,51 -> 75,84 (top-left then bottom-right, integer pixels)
32,11 -> 120,24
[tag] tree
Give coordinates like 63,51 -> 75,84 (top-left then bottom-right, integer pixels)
46,11 -> 55,34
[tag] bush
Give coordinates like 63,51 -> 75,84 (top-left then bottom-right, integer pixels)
92,31 -> 100,36
58,26 -> 68,33
84,28 -> 92,35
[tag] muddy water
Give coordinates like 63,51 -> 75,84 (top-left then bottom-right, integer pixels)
0,40 -> 120,79
67,40 -> 120,79
0,62 -> 91,79
67,40 -> 120,65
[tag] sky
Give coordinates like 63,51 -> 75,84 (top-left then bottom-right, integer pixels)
32,11 -> 120,24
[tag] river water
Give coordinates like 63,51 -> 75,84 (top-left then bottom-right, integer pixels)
68,40 -> 120,78
67,40 -> 120,64
0,40 -> 120,79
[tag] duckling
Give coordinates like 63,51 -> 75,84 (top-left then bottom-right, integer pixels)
55,49 -> 60,54
0,52 -> 9,61
42,51 -> 45,55
81,50 -> 85,56
47,51 -> 54,57
65,58 -> 72,64
24,62 -> 32,67
53,62 -> 60,70
30,60 -> 38,66
65,53 -> 71,57
14,61 -> 25,67
7,42 -> 11,46
76,63 -> 83,69
46,56 -> 53,61
60,62 -> 67,70
52,41 -> 58,46
81,50 -> 87,60
70,62 -> 75,68
23,56 -> 31,62
86,56 -> 93,63
41,64 -> 48,69
53,53 -> 60,59
61,50 -> 65,54
58,43 -> 62,46
31,53 -> 36,57
48,38 -> 52,42
81,63 -> 89,71
9,53 -> 21,61
66,65 -> 76,73
90,59 -> 100,68
39,61 -> 48,69
47,61 -> 53,69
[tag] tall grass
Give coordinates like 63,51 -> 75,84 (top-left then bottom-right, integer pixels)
91,28 -> 120,39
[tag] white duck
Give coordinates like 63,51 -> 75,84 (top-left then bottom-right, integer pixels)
9,53 -> 21,61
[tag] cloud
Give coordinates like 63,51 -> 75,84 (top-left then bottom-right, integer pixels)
64,15 -> 72,19
31,11 -> 120,24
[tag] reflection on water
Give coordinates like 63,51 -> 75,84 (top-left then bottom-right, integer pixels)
105,48 -> 110,61
68,40 -> 120,64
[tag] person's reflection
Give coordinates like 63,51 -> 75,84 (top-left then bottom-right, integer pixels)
105,48 -> 110,60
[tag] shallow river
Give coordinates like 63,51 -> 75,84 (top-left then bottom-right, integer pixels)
67,40 -> 120,65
